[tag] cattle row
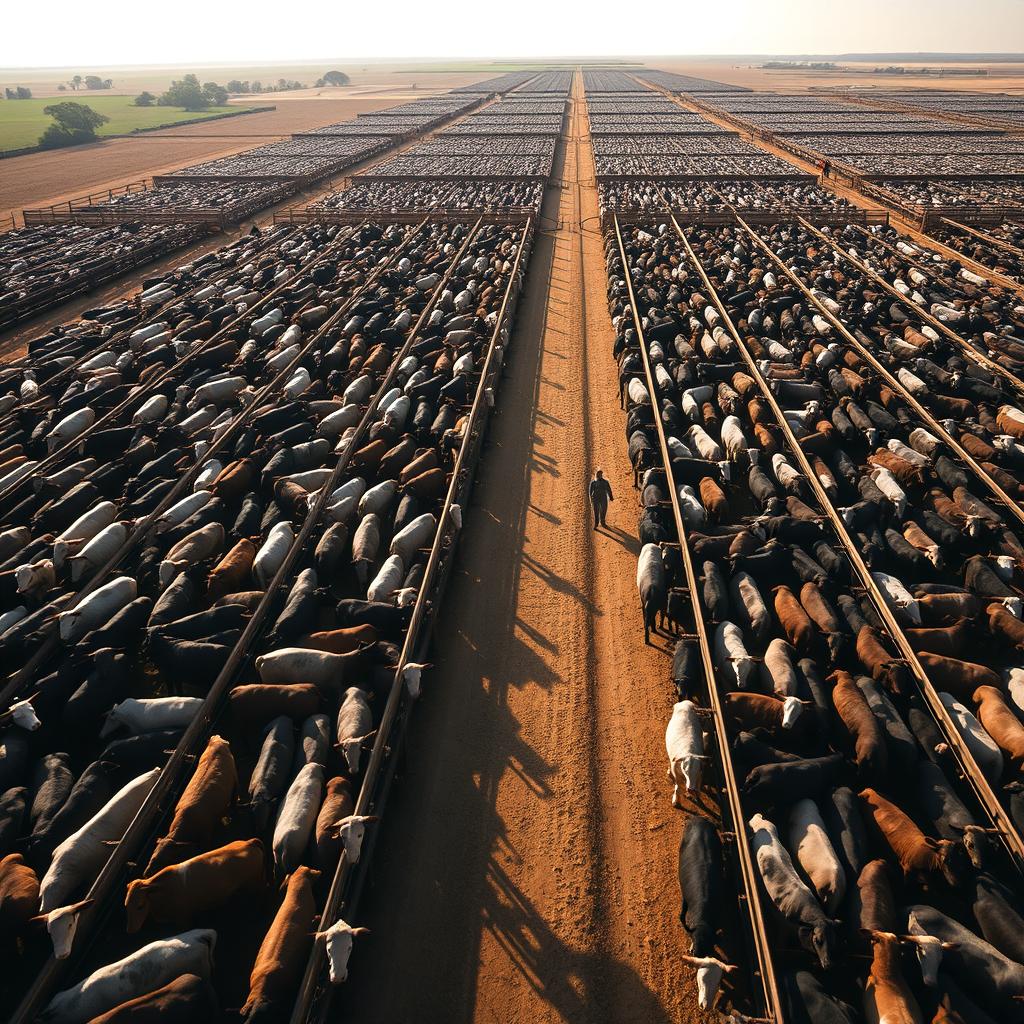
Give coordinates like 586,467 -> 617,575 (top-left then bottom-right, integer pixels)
607,213 -> 1024,1024
929,222 -> 1024,284
0,223 -> 212,333
0,214 -> 535,1022
599,180 -> 860,217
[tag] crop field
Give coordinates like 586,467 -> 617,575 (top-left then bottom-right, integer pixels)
0,96 -> 257,152
5,54 -> 1024,1024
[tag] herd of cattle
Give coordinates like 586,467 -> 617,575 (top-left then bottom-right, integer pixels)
608,209 -> 1024,1023
0,207 -> 531,1022
0,224 -> 212,333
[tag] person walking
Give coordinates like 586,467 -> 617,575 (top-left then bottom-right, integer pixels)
589,469 -> 613,530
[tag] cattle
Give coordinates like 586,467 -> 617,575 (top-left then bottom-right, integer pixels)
249,717 -> 294,831
240,866 -> 319,1022
749,812 -> 835,968
85,972 -> 218,1023
0,852 -> 39,937
779,969 -> 857,1024
677,817 -> 735,1009
145,735 -> 237,876
831,670 -> 888,780
335,687 -> 375,774
906,904 -> 1024,1020
859,788 -> 967,886
972,874 -> 1024,965
228,684 -> 321,724
126,839 -> 265,932
972,685 -> 1024,768
40,767 -> 160,914
637,543 -> 667,642
862,930 -> 925,1024
744,754 -> 845,806
938,693 -> 1004,783
42,929 -> 216,1024
787,798 -> 845,913
316,918 -> 371,985
272,763 -> 324,875
665,700 -> 707,806
724,692 -> 805,737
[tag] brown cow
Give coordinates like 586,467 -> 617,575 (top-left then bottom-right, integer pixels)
314,776 -> 356,870
299,625 -> 378,655
228,683 -> 321,725
917,652 -> 1002,703
973,685 -> 1024,768
868,450 -> 925,488
800,582 -> 844,659
241,865 -> 320,1022
859,788 -> 965,885
863,931 -> 924,1024
87,973 -> 218,1024
207,539 -> 257,601
128,839 -> 265,932
916,592 -> 980,626
856,626 -> 907,694
399,449 -> 439,486
831,671 -> 888,780
856,858 -> 898,935
699,477 -> 729,524
0,853 -> 39,937
402,466 -> 446,500
211,459 -> 257,503
724,692 -> 805,737
145,735 -> 237,876
773,585 -> 814,652
987,602 -> 1024,650
905,619 -> 972,658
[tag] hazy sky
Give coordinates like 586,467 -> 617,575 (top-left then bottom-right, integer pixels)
2,0 -> 1023,67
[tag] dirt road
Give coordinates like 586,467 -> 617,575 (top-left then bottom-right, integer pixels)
335,72 -> 708,1024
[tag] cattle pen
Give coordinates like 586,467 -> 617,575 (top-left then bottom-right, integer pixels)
2,60 -> 1024,1024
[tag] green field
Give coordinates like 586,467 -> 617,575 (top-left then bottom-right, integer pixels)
0,96 -> 257,152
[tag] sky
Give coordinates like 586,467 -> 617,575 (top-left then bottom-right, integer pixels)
1,0 -> 1023,68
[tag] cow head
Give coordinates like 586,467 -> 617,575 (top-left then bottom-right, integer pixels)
781,695 -> 804,729
315,919 -> 370,984
9,699 -> 41,731
402,663 -> 431,700
958,824 -> 997,869
804,919 -> 835,970
905,911 -> 958,987
32,899 -> 94,959
330,814 -> 380,865
679,954 -> 736,1009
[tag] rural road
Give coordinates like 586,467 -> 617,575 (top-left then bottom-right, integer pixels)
336,72 -> 710,1024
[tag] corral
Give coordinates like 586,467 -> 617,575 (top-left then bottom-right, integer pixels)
4,57 -> 1024,1024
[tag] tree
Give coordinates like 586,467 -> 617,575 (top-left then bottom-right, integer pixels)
158,74 -> 207,111
134,91 -> 155,107
38,101 -> 109,149
58,83 -> 67,91
16,87 -> 31,99
315,70 -> 350,87
71,74 -> 82,90
85,75 -> 103,89
226,79 -> 246,93
202,82 -> 228,106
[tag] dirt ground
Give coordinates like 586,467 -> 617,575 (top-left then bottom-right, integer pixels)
335,72 -> 709,1024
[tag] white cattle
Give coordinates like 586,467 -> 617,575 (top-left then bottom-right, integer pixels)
39,768 -> 161,913
787,799 -> 845,913
664,700 -> 707,806
273,762 -> 324,874
316,918 -> 370,984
